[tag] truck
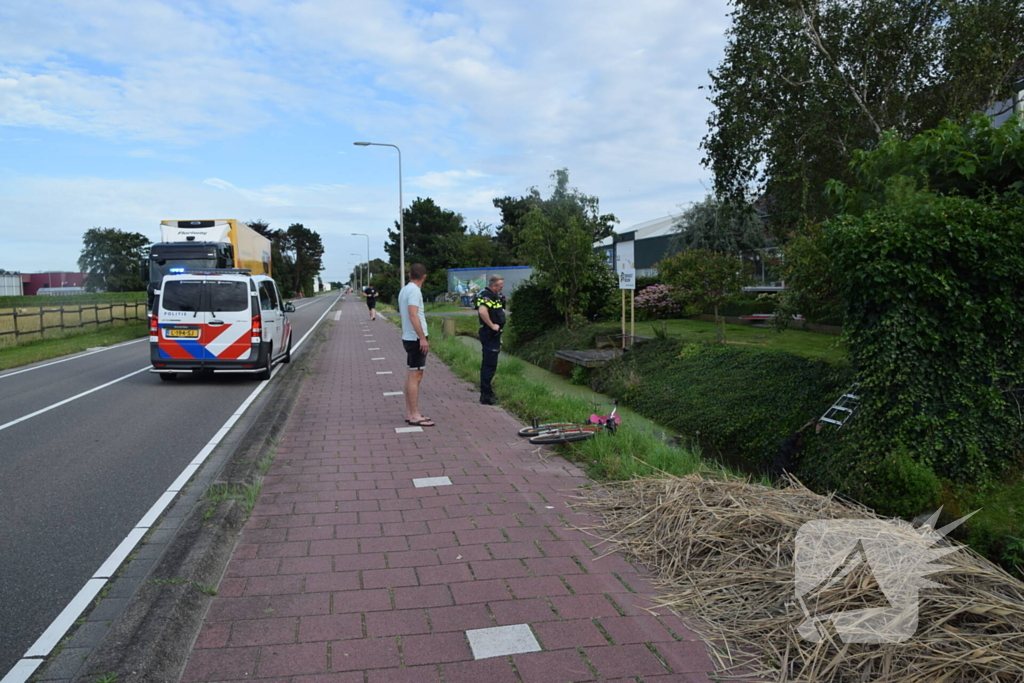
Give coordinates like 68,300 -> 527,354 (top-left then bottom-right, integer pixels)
145,219 -> 272,307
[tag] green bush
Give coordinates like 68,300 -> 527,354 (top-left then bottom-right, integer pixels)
710,293 -> 778,317
590,340 -> 852,469
824,193 -> 1024,482
504,279 -> 561,351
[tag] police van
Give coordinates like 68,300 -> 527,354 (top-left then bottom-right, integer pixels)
150,269 -> 294,381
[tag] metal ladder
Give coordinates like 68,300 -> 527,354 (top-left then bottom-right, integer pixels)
819,383 -> 861,429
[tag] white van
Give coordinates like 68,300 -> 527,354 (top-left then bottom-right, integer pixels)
150,270 -> 294,381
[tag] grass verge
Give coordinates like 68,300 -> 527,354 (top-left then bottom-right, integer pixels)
427,318 -> 720,482
0,321 -> 148,371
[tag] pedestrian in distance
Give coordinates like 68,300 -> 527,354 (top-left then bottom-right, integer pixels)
476,275 -> 506,405
399,263 -> 434,426
363,283 -> 378,321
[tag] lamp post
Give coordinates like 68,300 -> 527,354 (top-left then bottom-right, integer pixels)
352,232 -> 371,285
353,142 -> 403,286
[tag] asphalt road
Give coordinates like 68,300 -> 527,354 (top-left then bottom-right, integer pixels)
0,293 -> 340,678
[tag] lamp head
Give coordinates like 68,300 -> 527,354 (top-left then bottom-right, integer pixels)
353,142 -> 371,146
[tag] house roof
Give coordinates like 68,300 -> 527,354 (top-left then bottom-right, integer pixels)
597,214 -> 682,247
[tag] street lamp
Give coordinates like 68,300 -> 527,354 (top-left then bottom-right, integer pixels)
352,232 -> 371,285
353,142 -> 404,286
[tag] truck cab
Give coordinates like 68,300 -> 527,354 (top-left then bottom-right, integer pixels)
150,270 -> 293,381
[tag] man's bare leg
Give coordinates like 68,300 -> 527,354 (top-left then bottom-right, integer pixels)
405,369 -> 424,421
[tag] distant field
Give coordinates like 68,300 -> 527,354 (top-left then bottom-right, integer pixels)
0,295 -> 147,348
0,291 -> 146,308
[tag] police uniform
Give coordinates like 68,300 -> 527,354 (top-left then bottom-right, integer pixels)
476,287 -> 506,404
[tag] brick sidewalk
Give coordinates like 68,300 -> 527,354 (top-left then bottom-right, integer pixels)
180,296 -> 722,683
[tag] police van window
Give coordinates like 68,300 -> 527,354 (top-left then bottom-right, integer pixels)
162,281 -> 203,311
259,281 -> 276,310
209,281 -> 249,311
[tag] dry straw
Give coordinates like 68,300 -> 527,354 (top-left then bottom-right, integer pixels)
578,474 -> 1024,682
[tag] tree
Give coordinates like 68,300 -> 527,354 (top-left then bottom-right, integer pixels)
78,227 -> 150,292
286,223 -> 324,298
657,249 -> 749,342
515,170 -> 619,328
703,0 -> 1024,232
384,197 -> 467,273
248,220 -> 297,298
672,195 -> 768,253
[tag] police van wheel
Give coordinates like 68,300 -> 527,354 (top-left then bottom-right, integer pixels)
282,334 -> 292,364
256,345 -> 273,381
159,373 -> 177,381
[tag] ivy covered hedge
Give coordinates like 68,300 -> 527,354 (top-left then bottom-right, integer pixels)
590,339 -> 852,469
823,193 -> 1024,485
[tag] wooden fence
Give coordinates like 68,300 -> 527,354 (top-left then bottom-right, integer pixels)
0,302 -> 148,348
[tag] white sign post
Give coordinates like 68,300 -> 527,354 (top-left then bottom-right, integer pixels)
615,240 -> 636,345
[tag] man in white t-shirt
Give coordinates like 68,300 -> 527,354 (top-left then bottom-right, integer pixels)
398,263 -> 432,426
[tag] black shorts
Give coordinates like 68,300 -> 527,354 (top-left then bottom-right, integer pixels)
403,339 -> 428,370
366,298 -> 376,309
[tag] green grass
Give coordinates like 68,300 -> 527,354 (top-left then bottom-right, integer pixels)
0,321 -> 148,371
513,317 -> 847,372
204,482 -> 263,514
425,301 -> 474,313
426,318 -> 727,482
0,291 -> 146,308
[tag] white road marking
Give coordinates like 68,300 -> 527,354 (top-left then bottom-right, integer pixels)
413,477 -> 452,488
368,347 -> 380,350
3,292 -> 342,678
0,367 -> 150,433
371,357 -> 385,360
396,426 -> 423,433
333,312 -> 342,321
383,391 -> 403,396
376,371 -> 392,375
0,659 -> 42,683
23,579 -> 107,657
0,338 -> 147,380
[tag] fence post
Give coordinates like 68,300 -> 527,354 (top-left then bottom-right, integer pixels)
39,309 -> 44,340
13,309 -> 18,344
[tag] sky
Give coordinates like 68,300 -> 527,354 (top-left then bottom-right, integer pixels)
0,0 -> 732,283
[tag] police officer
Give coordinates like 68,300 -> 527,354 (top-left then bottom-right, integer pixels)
476,275 -> 506,405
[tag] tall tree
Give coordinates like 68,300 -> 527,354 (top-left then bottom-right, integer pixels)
515,169 -> 619,328
703,0 -> 1024,233
78,227 -> 151,292
286,223 -> 324,297
384,197 -> 467,273
672,195 -> 768,254
247,219 -> 296,298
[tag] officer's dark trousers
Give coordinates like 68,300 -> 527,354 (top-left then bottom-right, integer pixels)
479,328 -> 501,399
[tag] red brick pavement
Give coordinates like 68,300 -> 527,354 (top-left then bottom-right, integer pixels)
180,297 -> 729,683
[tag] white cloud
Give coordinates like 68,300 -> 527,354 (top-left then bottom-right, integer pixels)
0,0 -> 733,273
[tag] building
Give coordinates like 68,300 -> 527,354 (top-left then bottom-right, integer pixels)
20,272 -> 87,296
597,215 -> 683,279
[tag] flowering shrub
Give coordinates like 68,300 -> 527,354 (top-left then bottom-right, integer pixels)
635,284 -> 688,320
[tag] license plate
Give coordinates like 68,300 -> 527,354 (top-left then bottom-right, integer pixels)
166,326 -> 199,339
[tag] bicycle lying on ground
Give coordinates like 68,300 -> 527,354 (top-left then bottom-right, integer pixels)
517,401 -> 620,444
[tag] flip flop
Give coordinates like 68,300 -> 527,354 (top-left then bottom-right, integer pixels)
406,418 -> 435,427
406,417 -> 431,424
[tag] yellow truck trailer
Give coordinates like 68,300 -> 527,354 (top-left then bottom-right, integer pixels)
146,219 -> 272,306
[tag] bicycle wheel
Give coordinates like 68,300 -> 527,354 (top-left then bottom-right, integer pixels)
528,427 -> 599,445
517,422 -> 581,437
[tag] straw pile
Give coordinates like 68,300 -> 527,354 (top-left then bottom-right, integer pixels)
578,474 -> 1024,683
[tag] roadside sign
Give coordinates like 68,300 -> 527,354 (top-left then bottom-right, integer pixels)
616,239 -> 635,290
